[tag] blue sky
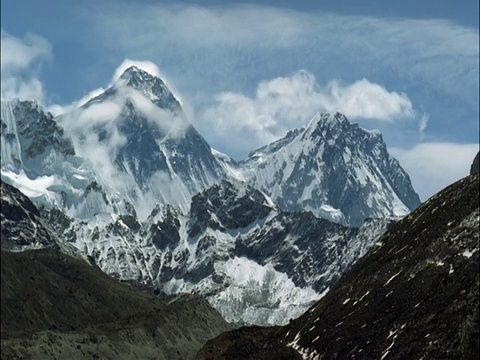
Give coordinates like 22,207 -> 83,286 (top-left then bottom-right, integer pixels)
1,0 -> 479,200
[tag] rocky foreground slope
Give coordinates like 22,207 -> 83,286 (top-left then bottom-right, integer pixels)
196,174 -> 479,359
0,180 -> 232,360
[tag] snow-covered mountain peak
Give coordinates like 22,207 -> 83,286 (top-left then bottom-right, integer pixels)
53,65 -> 227,219
241,111 -> 420,226
303,111 -> 379,143
119,65 -> 149,78
107,65 -> 182,113
307,112 -> 348,129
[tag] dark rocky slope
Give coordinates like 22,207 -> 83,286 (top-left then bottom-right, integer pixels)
1,181 -> 231,360
471,151 -> 479,175
197,174 -> 479,359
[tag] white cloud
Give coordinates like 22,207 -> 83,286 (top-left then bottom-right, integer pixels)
200,71 -> 416,158
391,143 -> 479,201
321,79 -> 414,120
1,31 -> 52,103
58,99 -> 128,191
48,87 -> 106,116
1,31 -> 52,69
125,87 -> 189,137
75,128 -> 128,191
59,85 -> 187,135
1,77 -> 45,103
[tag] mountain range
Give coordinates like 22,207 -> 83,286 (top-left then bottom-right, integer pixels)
1,64 -> 478,358
196,173 -> 479,359
1,65 -> 420,326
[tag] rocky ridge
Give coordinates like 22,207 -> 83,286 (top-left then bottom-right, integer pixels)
197,174 -> 480,359
41,179 -> 395,325
0,180 -> 231,360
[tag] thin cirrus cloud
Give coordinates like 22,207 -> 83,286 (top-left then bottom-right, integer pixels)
200,70 -> 417,158
87,3 -> 478,108
0,31 -> 52,103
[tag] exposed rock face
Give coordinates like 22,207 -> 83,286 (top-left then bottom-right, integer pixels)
471,151 -> 479,175
1,181 -> 231,360
45,180 -> 393,326
197,174 -> 479,359
234,214 -> 396,293
59,65 -> 227,217
1,99 -> 74,173
1,180 -> 55,250
187,180 -> 276,237
0,180 -> 81,259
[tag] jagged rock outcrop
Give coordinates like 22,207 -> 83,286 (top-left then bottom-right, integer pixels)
47,180 -> 393,325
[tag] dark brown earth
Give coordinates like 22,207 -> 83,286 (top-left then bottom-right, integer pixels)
197,174 -> 480,359
1,249 -> 232,359
194,326 -> 301,360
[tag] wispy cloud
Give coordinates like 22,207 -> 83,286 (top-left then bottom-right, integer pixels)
87,3 -> 479,106
1,30 -> 52,102
418,113 -> 429,139
48,87 -> 106,116
1,31 -> 52,69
